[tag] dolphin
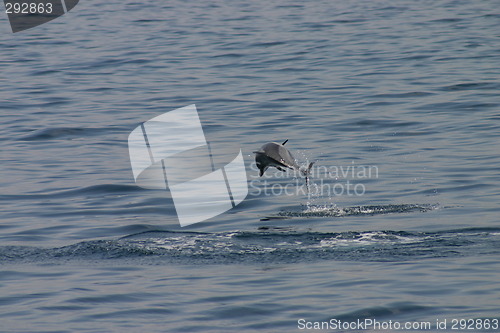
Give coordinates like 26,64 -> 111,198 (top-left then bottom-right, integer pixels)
253,140 -> 314,177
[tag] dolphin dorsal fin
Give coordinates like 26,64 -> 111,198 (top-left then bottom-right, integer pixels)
281,139 -> 288,145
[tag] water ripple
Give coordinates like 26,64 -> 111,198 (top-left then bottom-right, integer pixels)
2,227 -> 499,265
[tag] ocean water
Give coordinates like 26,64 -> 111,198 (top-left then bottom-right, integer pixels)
1,0 -> 499,331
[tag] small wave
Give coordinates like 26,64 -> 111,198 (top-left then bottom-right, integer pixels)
337,303 -> 432,322
20,127 -> 86,141
2,228 -> 499,265
429,17 -> 464,23
440,82 -> 500,91
266,203 -> 439,219
0,184 -> 142,201
19,126 -> 125,141
370,92 -> 434,98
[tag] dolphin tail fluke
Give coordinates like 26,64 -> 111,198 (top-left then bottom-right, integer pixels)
307,161 -> 314,173
300,162 -> 314,196
303,162 -> 315,195
301,161 -> 314,177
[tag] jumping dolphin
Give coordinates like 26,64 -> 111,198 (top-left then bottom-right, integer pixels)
253,140 -> 314,177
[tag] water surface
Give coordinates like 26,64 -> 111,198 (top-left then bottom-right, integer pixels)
1,0 -> 499,331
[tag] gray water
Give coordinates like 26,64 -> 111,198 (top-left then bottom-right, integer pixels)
1,0 -> 500,332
